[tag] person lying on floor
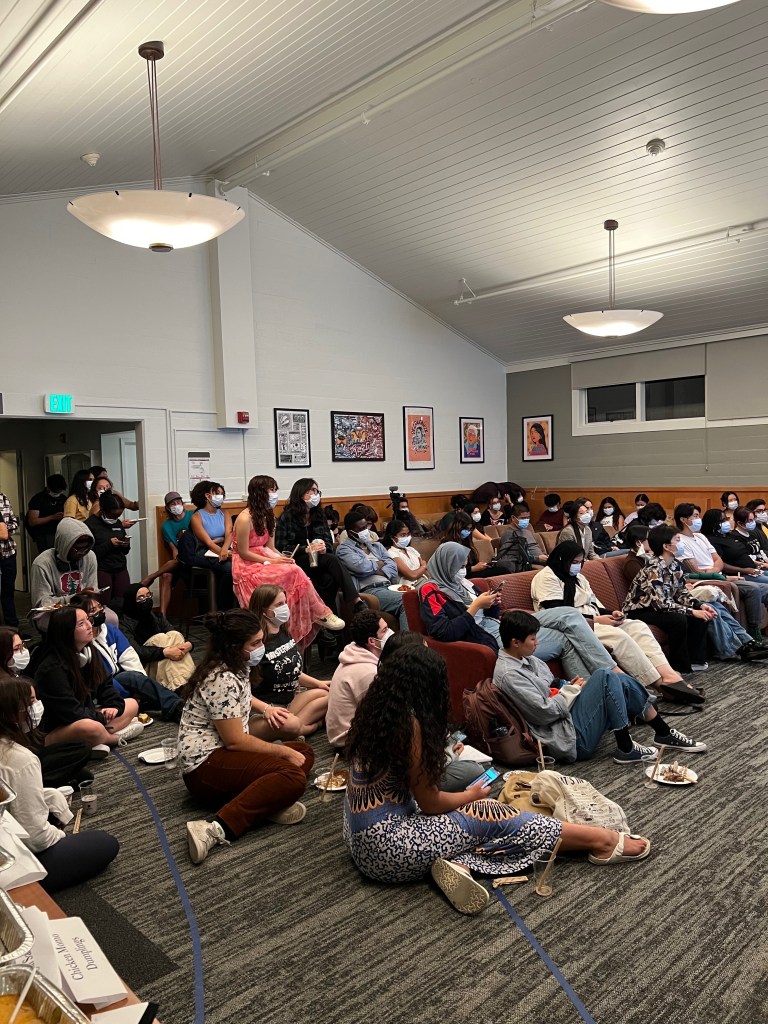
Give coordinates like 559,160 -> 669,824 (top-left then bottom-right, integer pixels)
493,611 -> 706,762
344,645 -> 652,917
120,583 -> 195,691
419,543 -> 622,681
180,609 -> 314,865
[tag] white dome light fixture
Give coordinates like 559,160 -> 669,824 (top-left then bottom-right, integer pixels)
68,42 -> 244,253
563,220 -> 663,338
598,0 -> 743,13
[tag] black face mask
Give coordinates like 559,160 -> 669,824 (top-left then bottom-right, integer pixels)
90,610 -> 106,628
136,596 -> 153,612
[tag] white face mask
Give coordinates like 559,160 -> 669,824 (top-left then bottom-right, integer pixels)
727,500 -> 738,510
210,494 -> 224,508
569,563 -> 582,576
690,518 -> 702,533
12,649 -> 30,672
169,504 -> 184,517
84,480 -> 92,491
306,493 -> 321,508
456,567 -> 467,579
21,699 -> 44,732
757,511 -> 768,524
471,513 -> 481,523
492,503 -> 501,512
375,628 -> 394,652
272,603 -> 290,625
547,505 -> 559,513
603,507 -> 614,516
674,542 -> 686,559
268,492 -> 279,509
355,528 -> 371,543
246,646 -> 265,666
103,516 -> 120,525
396,535 -> 411,548
579,512 -> 592,525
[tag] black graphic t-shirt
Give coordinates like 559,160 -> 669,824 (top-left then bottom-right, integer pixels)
258,629 -> 303,706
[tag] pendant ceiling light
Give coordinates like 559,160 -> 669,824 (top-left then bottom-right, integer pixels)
563,220 -> 663,338
598,0 -> 742,13
68,42 -> 244,253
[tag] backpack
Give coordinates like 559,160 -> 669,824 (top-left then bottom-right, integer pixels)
495,531 -> 531,574
462,678 -> 538,767
176,529 -> 199,566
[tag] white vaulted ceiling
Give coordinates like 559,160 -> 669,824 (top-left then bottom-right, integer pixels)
2,0 -> 767,365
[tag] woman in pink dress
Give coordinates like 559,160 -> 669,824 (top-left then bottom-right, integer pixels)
232,475 -> 345,649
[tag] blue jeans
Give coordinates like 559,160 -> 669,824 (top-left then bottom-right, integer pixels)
533,607 -> 616,678
734,579 -> 768,627
364,585 -> 407,630
571,668 -> 652,759
706,605 -> 751,657
113,670 -> 184,721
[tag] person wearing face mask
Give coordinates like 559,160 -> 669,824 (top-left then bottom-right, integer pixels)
186,480 -> 235,610
479,495 -> 509,530
560,498 -> 600,560
119,583 -> 194,690
337,511 -> 407,628
0,677 -> 119,892
274,478 -> 360,612
63,469 -> 95,522
30,518 -> 99,632
26,474 -> 67,554
624,525 -> 767,670
326,610 -> 393,749
85,492 -> 131,606
732,506 -> 768,565
88,466 -> 140,515
462,503 -> 493,542
179,610 -> 314,865
419,543 -> 503,652
746,498 -> 768,545
596,497 -> 625,535
383,520 -> 428,588
535,493 -> 564,533
721,491 -> 740,529
621,524 -> 653,585
249,585 -> 329,737
496,503 -> 547,568
393,496 -> 424,537
531,542 -> 705,710
622,494 -> 650,529
439,513 -> 501,579
139,491 -> 194,616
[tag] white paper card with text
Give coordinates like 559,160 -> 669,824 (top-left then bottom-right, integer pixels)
47,916 -> 126,1008
18,905 -> 61,986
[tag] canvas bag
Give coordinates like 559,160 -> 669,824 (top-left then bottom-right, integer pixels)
530,770 -> 629,832
462,678 -> 538,767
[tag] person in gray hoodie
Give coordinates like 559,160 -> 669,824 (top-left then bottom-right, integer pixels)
30,519 -> 98,630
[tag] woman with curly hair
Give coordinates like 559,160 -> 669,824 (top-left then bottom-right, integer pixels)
344,645 -> 648,915
232,475 -> 344,649
179,609 -> 314,865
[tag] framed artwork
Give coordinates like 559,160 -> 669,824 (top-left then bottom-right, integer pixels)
331,411 -> 386,462
403,406 -> 435,470
274,408 -> 311,468
522,414 -> 553,461
459,417 -> 484,464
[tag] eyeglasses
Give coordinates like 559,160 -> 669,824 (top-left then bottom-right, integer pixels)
306,487 -> 321,496
87,609 -> 103,621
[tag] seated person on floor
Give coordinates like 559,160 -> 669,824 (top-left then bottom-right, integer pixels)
26,474 -> 67,555
419,544 -> 619,680
326,610 -> 391,749
33,607 -> 140,750
623,525 -> 768,670
535,493 -> 564,533
0,676 -> 119,893
248,584 -> 329,738
496,503 -> 547,568
383,519 -> 428,588
85,491 -> 132,607
141,491 -> 194,616
493,611 -> 704,765
179,610 -> 314,865
344,643 -> 651,918
30,518 -> 99,631
531,541 -> 696,702
622,493 -> 650,529
336,510 -> 407,628
70,591 -> 183,724
120,583 -> 195,691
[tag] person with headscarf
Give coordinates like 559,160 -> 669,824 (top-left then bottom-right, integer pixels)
531,541 -> 703,706
119,583 -> 195,691
418,542 -> 502,651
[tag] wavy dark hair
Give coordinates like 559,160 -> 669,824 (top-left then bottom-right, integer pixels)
442,511 -> 477,562
378,630 -> 427,663
566,497 -> 590,527
623,523 -> 649,551
597,496 -> 624,527
382,518 -> 409,549
246,475 -> 277,537
0,675 -> 40,750
0,627 -> 20,674
181,610 -> 262,699
347,646 -> 449,790
701,508 -> 726,538
190,480 -> 225,510
46,606 -> 107,703
286,478 -> 319,514
68,469 -> 94,510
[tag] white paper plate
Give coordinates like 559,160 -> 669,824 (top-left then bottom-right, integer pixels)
314,771 -> 349,792
138,747 -> 175,765
136,715 -> 154,727
388,584 -> 412,592
645,763 -> 698,785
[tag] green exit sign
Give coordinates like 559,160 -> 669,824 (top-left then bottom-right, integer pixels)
44,394 -> 74,415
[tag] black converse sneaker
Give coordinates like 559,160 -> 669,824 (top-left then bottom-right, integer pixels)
654,727 -> 707,753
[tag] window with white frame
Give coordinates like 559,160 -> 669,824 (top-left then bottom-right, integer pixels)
576,374 -> 705,432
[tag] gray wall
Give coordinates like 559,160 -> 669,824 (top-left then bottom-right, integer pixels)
506,363 -> 768,488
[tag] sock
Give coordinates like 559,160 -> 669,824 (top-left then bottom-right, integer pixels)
613,726 -> 633,753
651,713 -> 671,737
212,816 -> 235,842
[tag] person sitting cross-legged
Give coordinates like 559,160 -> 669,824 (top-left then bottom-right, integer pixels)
493,611 -> 706,762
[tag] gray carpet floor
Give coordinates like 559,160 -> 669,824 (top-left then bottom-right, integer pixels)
46,651 -> 768,1024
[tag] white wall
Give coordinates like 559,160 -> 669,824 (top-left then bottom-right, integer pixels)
0,190 -> 507,567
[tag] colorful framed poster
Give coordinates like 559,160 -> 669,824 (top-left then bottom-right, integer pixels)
522,414 -> 553,461
403,406 -> 435,470
274,408 -> 311,468
459,417 -> 484,464
331,411 -> 386,462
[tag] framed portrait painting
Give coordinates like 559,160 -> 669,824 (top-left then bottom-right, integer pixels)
522,414 -> 553,461
274,408 -> 311,468
403,406 -> 435,470
331,411 -> 386,462
459,417 -> 484,464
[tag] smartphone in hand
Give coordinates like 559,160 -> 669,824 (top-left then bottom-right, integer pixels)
469,767 -> 500,789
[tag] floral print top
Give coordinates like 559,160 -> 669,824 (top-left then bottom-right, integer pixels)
623,555 -> 701,616
177,665 -> 251,774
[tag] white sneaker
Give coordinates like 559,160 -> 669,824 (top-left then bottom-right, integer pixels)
690,662 -> 709,671
186,820 -> 230,865
315,612 -> 345,631
114,719 -> 146,745
90,743 -> 111,760
266,801 -> 307,825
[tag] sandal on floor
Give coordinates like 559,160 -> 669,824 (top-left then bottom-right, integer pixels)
659,681 -> 705,705
431,859 -> 490,914
588,833 -> 651,865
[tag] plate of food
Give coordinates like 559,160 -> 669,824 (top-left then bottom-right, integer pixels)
645,761 -> 698,785
136,713 -> 154,726
314,768 -> 350,792
388,583 -> 412,592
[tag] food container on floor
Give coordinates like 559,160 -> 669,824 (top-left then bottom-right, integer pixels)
0,891 -> 34,967
0,963 -> 91,1023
